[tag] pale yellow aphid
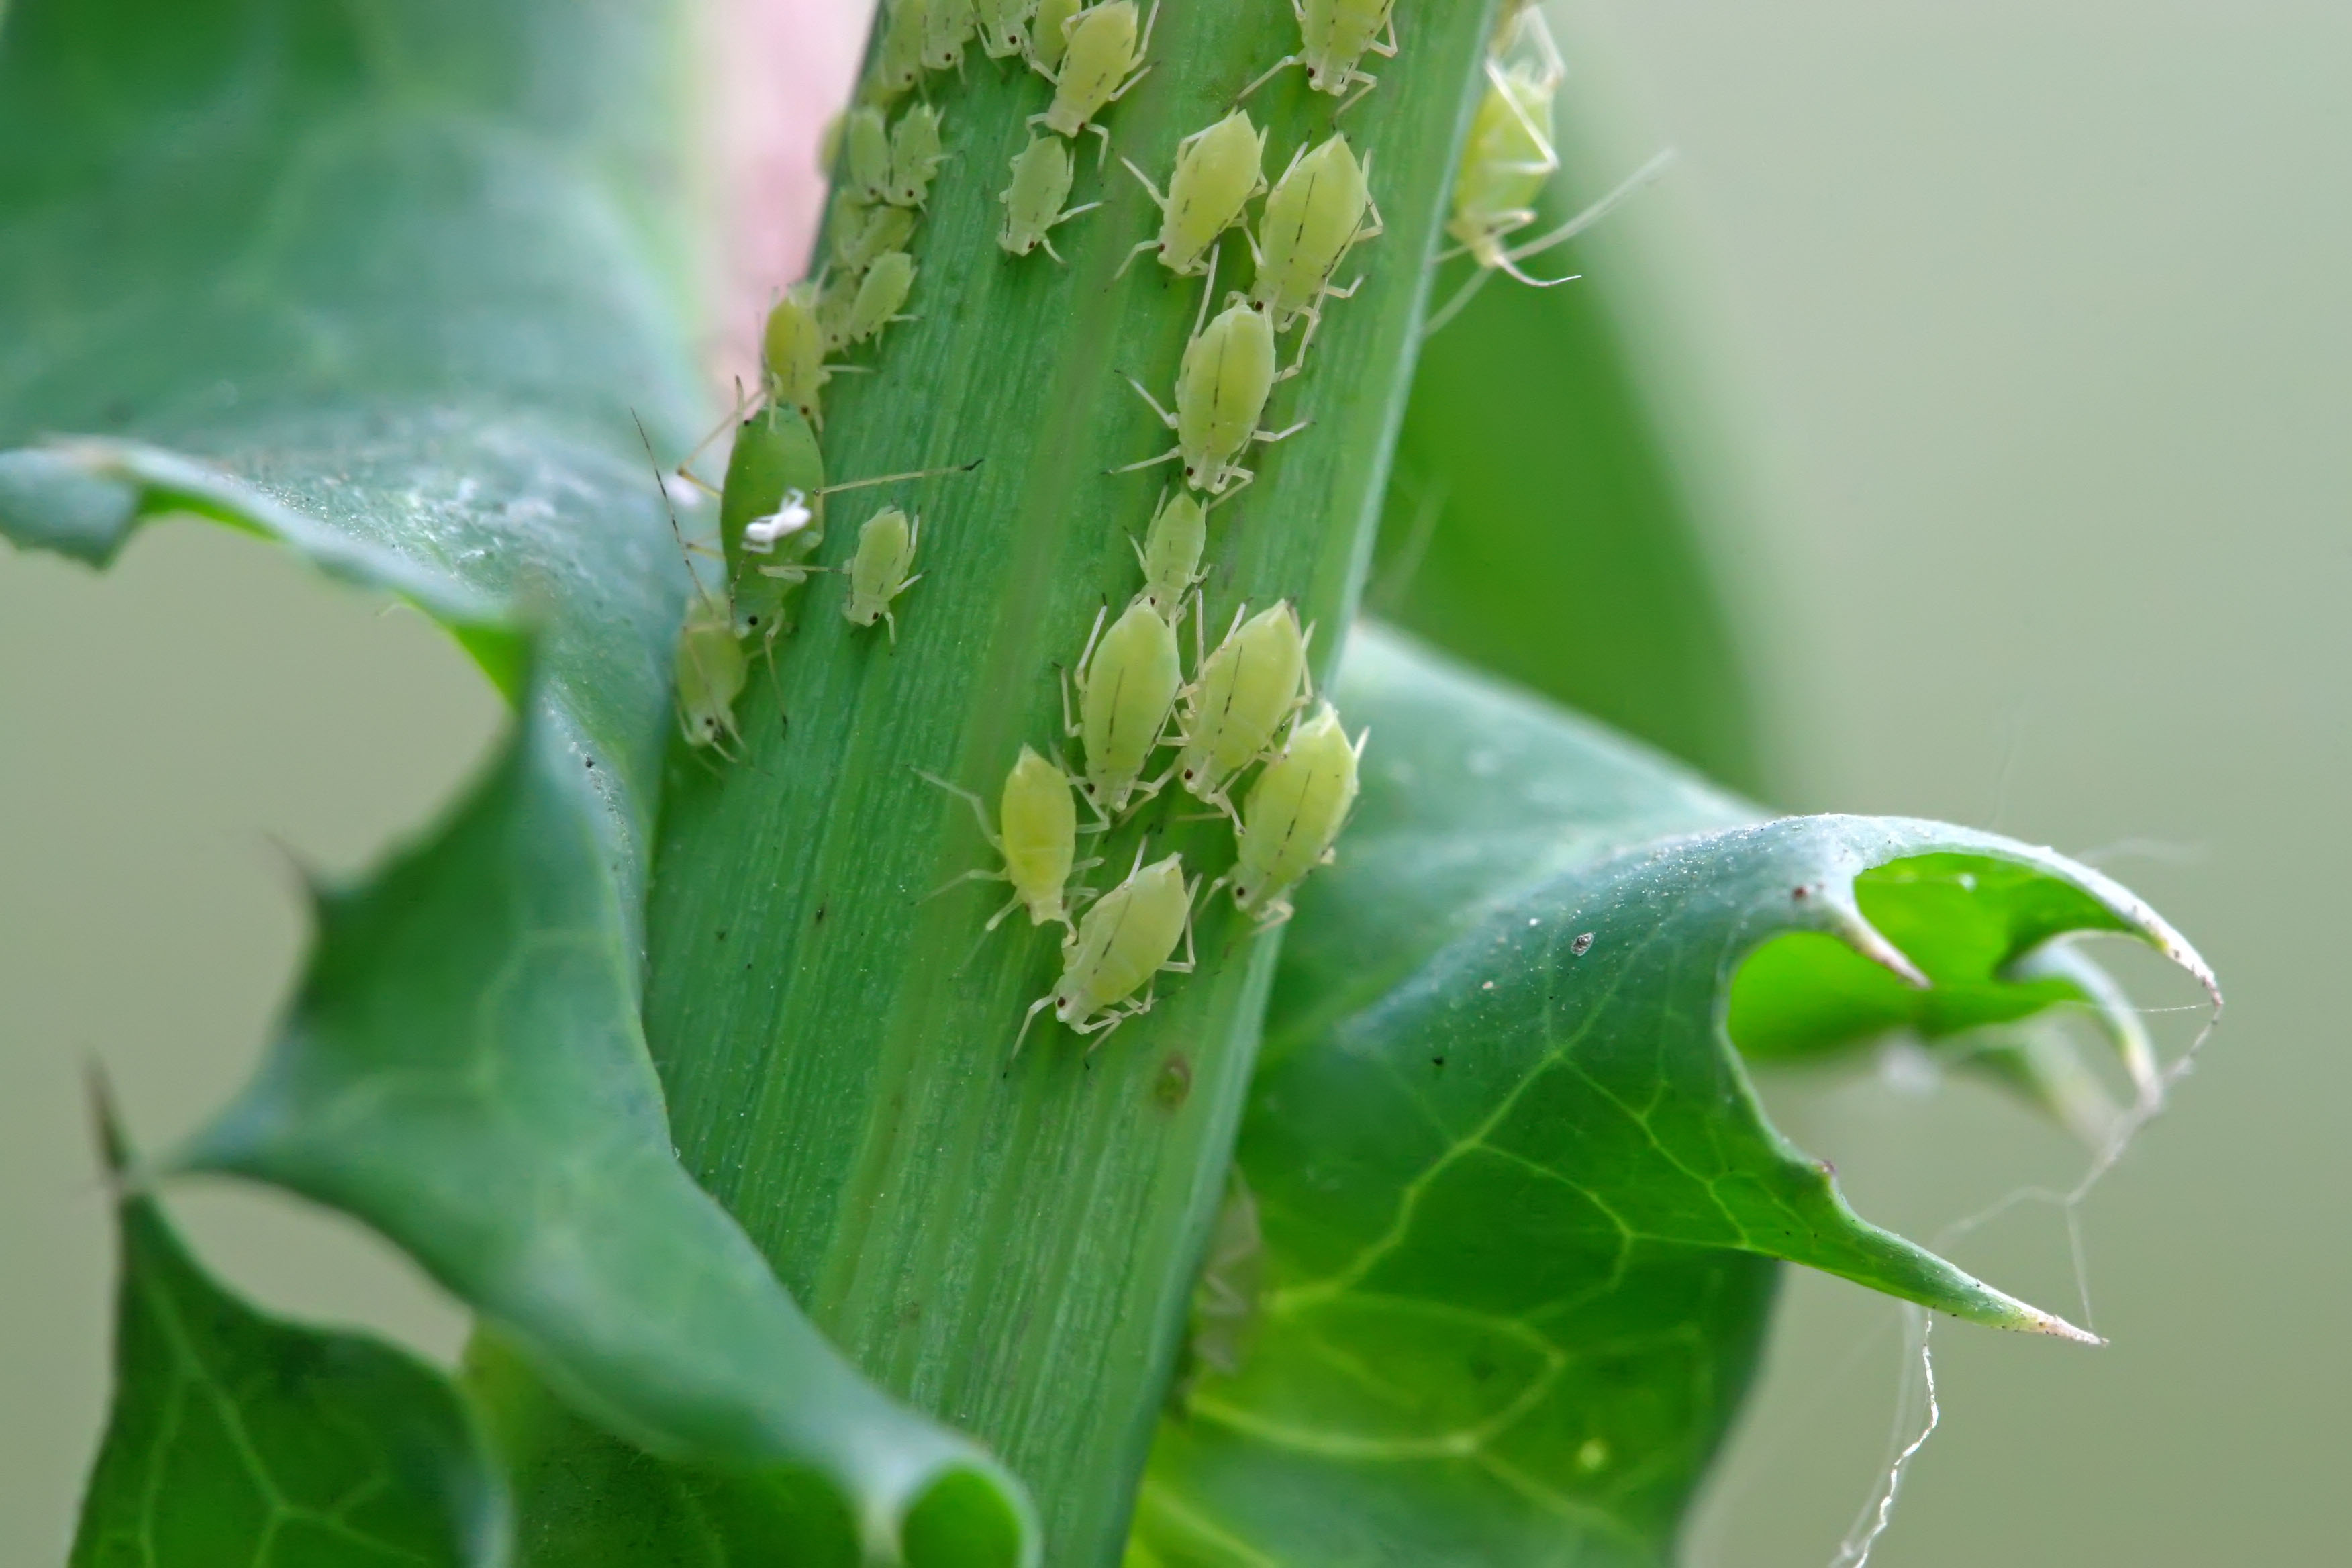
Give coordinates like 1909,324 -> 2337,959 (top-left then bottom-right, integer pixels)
1248,134 -> 1383,339
832,193 -> 918,277
1224,703 -> 1363,927
675,589 -> 748,752
1235,0 -> 1399,113
1130,488 -> 1207,621
1029,0 -> 1158,164
842,507 -> 923,639
1118,109 -> 1268,279
885,103 -> 946,207
1063,600 -> 1183,822
977,0 -> 1040,58
871,0 -> 932,100
922,0 -> 978,73
761,284 -> 830,425
920,746 -> 1090,932
844,250 -> 918,346
1173,600 -> 1310,814
1422,9 -> 1675,338
997,136 -> 1101,261
1014,848 -> 1197,1057
1029,0 -> 1082,71
842,105 -> 893,205
1122,293 -> 1306,496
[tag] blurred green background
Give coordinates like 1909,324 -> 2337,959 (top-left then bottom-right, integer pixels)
3,1 -> 2343,1563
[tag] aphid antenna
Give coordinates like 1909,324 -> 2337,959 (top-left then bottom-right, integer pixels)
914,767 -> 1003,850
1192,239 -> 1223,338
1010,993 -> 1056,1063
1120,373 -> 1178,428
818,457 -> 985,497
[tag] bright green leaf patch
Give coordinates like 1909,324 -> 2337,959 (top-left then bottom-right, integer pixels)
1135,630 -> 2212,1566
75,1106 -> 508,1568
2,0 -> 1038,1559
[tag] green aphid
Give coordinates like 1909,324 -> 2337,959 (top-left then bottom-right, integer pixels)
1029,0 -> 1083,72
921,745 -> 1091,932
977,0 -> 1041,58
1235,0 -> 1399,114
1248,134 -> 1383,342
922,0 -> 979,72
675,587 -> 750,752
1122,293 -> 1306,497
1130,487 -> 1207,622
831,191 -> 918,277
885,103 -> 947,207
842,105 -> 893,204
1064,599 -> 1183,822
842,506 -> 923,640
1014,848 -> 1197,1057
1119,109 -> 1267,279
761,283 -> 830,426
1028,0 -> 1157,165
871,0 -> 931,99
1224,702 -> 1363,928
719,405 -> 830,649
844,250 -> 918,347
997,136 -> 1101,261
1172,599 -> 1311,816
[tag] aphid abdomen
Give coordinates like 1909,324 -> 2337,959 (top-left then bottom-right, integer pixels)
843,507 -> 920,634
1030,0 -> 1081,71
761,287 -> 830,423
997,136 -> 1097,259
887,103 -> 946,207
1077,602 -> 1183,816
720,407 -> 827,577
999,746 -> 1080,923
1449,64 -> 1555,260
1177,301 -> 1280,489
844,106 -> 893,203
675,591 -> 749,750
1179,601 -> 1306,801
1144,111 -> 1265,274
1231,705 -> 1361,922
1073,855 -> 1188,1016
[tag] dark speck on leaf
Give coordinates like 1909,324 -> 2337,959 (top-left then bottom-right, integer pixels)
814,903 -> 827,924
715,929 -> 726,942
1432,1057 -> 1446,1069
1792,885 -> 1810,899
1569,932 -> 1594,957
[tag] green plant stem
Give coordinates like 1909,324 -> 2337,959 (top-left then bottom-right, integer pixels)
643,5 -> 1503,1559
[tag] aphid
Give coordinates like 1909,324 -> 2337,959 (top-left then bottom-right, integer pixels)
1122,294 -> 1306,496
977,0 -> 1040,58
814,268 -> 861,353
998,136 -> 1101,261
1224,703 -> 1363,928
842,506 -> 923,638
761,284 -> 830,425
1247,134 -> 1383,339
1063,600 -> 1183,822
675,588 -> 749,752
871,0 -> 932,99
922,0 -> 978,73
844,250 -> 918,346
1014,849 -> 1197,1056
831,193 -> 918,277
1171,600 -> 1310,814
1118,109 -> 1268,278
842,105 -> 893,204
920,746 -> 1089,931
1029,0 -> 1158,164
1234,0 -> 1399,112
885,103 -> 947,207
1130,488 -> 1207,621
1029,0 -> 1082,71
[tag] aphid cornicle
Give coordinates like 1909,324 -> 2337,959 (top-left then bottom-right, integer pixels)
1130,488 -> 1207,622
1015,849 -> 1197,1057
842,506 -> 923,638
1029,0 -> 1157,164
1173,600 -> 1311,813
1123,294 -> 1306,496
1028,0 -> 1082,71
922,0 -> 978,73
842,105 -> 893,205
885,103 -> 946,208
1065,600 -> 1183,822
1235,0 -> 1399,112
1118,109 -> 1268,278
976,0 -> 1039,58
920,746 -> 1089,932
761,285 -> 830,425
844,250 -> 918,346
1226,702 -> 1363,927
1248,134 -> 1383,339
998,136 -> 1100,260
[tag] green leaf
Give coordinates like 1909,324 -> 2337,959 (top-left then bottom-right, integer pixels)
73,1100 -> 508,1568
2,0 -> 1035,1559
1377,117 -> 1764,793
1134,628 -> 2214,1565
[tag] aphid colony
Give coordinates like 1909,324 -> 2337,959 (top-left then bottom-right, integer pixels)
660,0 -> 1423,1054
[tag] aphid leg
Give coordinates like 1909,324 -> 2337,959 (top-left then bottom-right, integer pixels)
1371,15 -> 1400,59
1232,52 -> 1299,105
1421,265 -> 1497,340
1122,374 -> 1179,429
1496,147 -> 1680,272
1084,119 -> 1114,168
1332,70 -> 1379,119
1253,417 -> 1311,448
915,768 -> 1005,850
